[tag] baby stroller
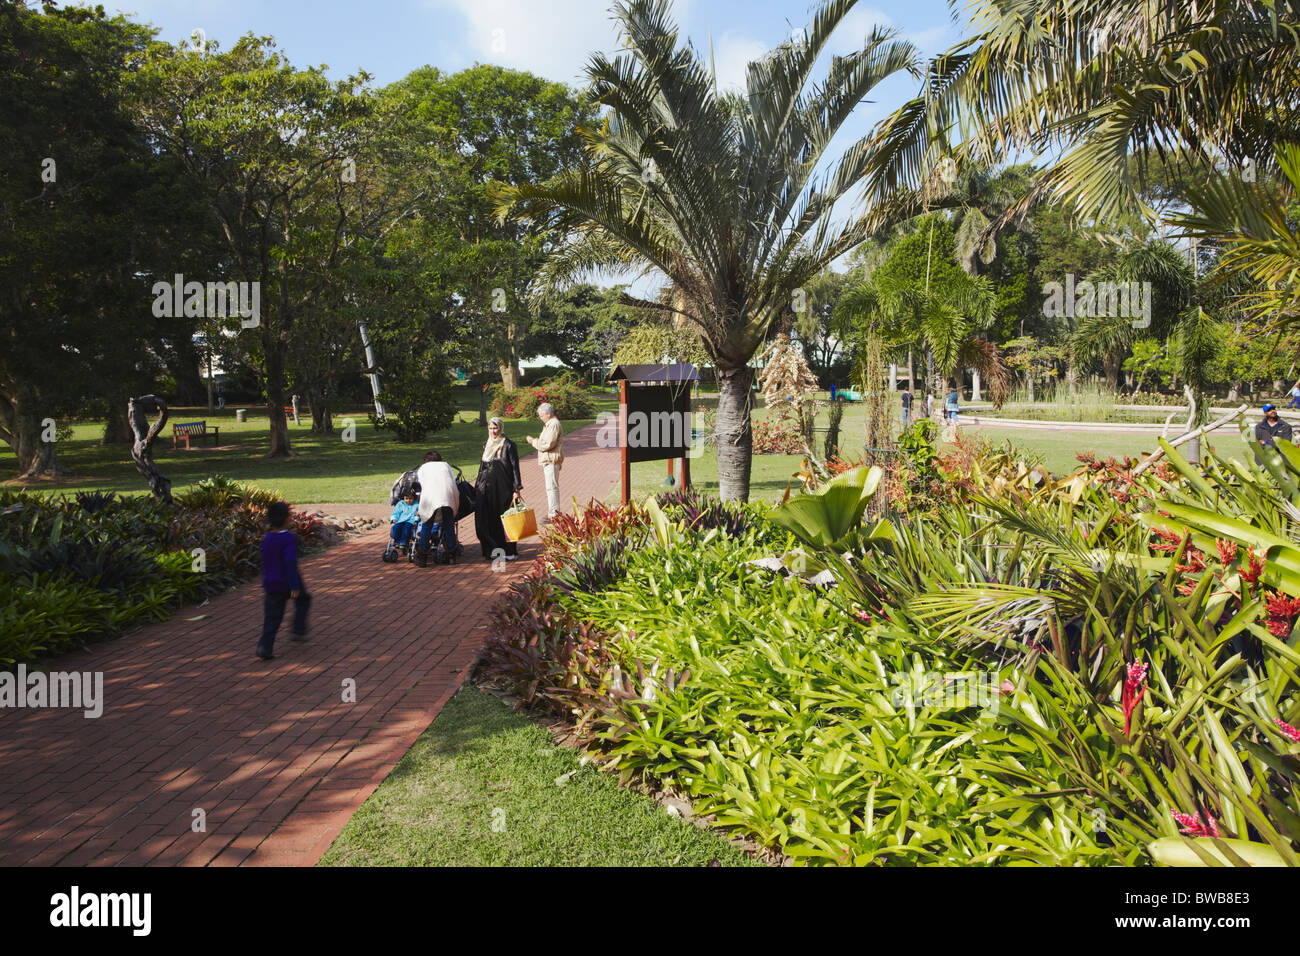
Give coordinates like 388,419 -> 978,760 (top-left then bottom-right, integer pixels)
382,466 -> 476,566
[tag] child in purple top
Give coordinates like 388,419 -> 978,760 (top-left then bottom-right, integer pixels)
257,500 -> 311,660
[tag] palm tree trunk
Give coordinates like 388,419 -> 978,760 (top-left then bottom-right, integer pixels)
714,365 -> 754,502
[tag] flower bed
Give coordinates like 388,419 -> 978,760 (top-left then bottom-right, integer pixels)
0,478 -> 323,667
477,440 -> 1300,866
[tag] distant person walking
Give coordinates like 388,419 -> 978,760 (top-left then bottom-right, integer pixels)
257,501 -> 310,660
527,403 -> 565,522
1256,404 -> 1294,449
901,389 -> 912,427
1287,384 -> 1300,410
945,386 -> 960,425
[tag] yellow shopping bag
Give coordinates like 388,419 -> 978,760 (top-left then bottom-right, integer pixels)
502,505 -> 538,542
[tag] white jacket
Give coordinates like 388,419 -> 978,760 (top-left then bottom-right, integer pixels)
416,461 -> 459,522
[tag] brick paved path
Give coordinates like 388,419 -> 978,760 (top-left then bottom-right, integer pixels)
0,423 -> 617,866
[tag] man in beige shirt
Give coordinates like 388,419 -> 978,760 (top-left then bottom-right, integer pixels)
526,402 -> 564,521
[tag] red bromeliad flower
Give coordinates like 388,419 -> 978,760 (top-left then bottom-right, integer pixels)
1241,549 -> 1265,586
1122,661 -> 1148,737
1149,527 -> 1185,555
1172,810 -> 1220,838
1216,538 -> 1238,566
1276,718 -> 1300,743
1265,591 -> 1300,637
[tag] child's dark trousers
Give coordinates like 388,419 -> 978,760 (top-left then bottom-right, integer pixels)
259,588 -> 311,653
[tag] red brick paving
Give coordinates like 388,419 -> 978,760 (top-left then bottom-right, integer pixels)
0,422 -> 616,866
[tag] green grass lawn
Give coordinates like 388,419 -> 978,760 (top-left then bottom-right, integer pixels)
318,685 -> 755,867
627,397 -> 1168,503
3,387 -> 618,504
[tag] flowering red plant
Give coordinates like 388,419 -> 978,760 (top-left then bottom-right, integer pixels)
1122,660 -> 1148,737
1274,718 -> 1300,743
1171,810 -> 1220,838
1265,591 -> 1300,637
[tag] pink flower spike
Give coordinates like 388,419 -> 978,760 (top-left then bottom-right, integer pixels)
999,679 -> 1015,697
1122,661 -> 1149,737
1276,718 -> 1300,743
1172,810 -> 1220,838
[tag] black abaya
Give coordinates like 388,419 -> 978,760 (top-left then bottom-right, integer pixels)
474,438 -> 523,559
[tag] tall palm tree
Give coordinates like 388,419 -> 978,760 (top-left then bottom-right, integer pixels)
493,0 -> 922,501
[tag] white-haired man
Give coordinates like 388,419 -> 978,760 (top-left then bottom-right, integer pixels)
526,403 -> 564,522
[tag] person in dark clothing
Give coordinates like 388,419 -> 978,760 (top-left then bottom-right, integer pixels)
257,500 -> 310,660
1256,404 -> 1294,449
901,389 -> 912,426
474,417 -> 523,561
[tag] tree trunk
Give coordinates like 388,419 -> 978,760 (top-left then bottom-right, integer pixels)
498,361 -> 521,389
3,386 -> 71,479
263,331 -> 292,458
308,389 -> 333,434
1103,352 -> 1121,389
970,366 -> 982,403
101,406 -> 132,445
907,349 -> 914,391
165,332 -> 207,406
714,365 -> 754,502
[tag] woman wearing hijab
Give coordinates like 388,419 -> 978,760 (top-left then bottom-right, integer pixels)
474,417 -> 523,561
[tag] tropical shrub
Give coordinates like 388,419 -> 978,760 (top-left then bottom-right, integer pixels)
488,371 -> 594,420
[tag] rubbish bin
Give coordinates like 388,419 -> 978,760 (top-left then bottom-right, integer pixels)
235,409 -> 247,423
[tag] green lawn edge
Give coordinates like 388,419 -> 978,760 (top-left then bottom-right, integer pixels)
317,685 -> 756,867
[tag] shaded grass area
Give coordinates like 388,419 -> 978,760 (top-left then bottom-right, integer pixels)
318,686 -> 754,867
3,387 -> 618,504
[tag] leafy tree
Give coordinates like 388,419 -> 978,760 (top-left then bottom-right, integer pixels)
131,34 -> 383,458
868,1 -> 1300,228
0,3 -> 160,476
530,284 -> 633,373
793,271 -> 853,385
838,214 -> 1009,402
1067,241 -> 1205,394
496,0 -> 922,501
391,65 -> 596,389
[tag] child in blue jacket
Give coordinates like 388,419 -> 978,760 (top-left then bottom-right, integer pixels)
257,500 -> 310,660
389,491 -> 420,552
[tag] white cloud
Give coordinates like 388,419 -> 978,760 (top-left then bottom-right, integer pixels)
432,0 -> 627,86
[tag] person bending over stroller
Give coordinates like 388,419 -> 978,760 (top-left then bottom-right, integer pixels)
414,449 -> 462,566
386,491 -> 420,558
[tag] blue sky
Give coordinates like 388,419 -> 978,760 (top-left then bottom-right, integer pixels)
101,0 -> 962,106
95,0 -> 972,293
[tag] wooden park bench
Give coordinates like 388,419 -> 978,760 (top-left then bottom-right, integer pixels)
172,420 -> 220,449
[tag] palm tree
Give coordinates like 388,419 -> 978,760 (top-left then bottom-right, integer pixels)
493,0 -> 922,501
864,1 -> 1300,230
1171,143 -> 1300,333
836,262 -> 1011,406
1067,241 -> 1221,421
